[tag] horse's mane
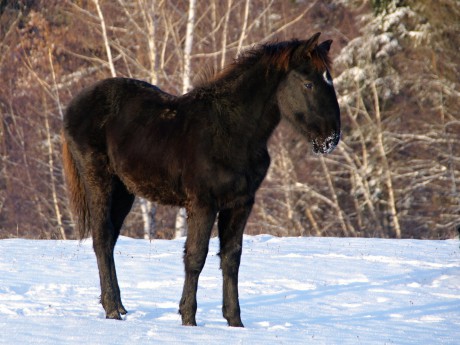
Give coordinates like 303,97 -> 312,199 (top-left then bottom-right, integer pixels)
311,41 -> 332,72
194,39 -> 332,88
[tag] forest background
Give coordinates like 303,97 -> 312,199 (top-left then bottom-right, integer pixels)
0,0 -> 458,240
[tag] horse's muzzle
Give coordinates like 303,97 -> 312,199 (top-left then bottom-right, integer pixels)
312,131 -> 340,154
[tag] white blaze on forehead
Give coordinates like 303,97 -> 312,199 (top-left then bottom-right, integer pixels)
323,70 -> 333,86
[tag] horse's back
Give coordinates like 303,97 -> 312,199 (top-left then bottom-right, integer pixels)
63,78 -> 172,151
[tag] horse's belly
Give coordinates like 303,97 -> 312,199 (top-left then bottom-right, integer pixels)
108,139 -> 187,206
143,185 -> 187,206
118,169 -> 186,206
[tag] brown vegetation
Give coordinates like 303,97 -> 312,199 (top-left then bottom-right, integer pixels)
0,0 -> 458,239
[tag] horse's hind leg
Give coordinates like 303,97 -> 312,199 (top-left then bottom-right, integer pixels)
179,203 -> 217,326
84,157 -> 129,320
217,201 -> 254,327
108,177 -> 135,315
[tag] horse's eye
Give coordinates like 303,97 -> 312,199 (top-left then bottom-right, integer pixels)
304,82 -> 313,90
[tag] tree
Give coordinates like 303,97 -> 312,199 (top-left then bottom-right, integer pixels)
0,0 -> 458,239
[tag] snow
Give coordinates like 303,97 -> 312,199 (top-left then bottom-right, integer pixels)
1,235 -> 459,344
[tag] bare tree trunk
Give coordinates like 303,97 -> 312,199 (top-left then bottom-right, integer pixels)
320,157 -> 355,236
10,105 -> 47,236
0,104 -> 7,217
175,207 -> 187,238
279,145 -> 294,225
93,0 -> 116,77
175,0 -> 197,238
261,0 -> 318,42
182,0 -> 196,94
210,0 -> 218,71
44,98 -> 65,239
46,49 -> 65,239
220,0 -> 233,69
143,0 -> 158,85
236,0 -> 250,56
337,142 -> 381,233
140,199 -> 156,240
371,79 -> 401,238
305,208 -> 321,236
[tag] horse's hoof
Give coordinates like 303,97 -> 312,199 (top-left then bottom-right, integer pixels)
228,320 -> 244,327
182,322 -> 197,326
181,317 -> 197,326
106,310 -> 122,320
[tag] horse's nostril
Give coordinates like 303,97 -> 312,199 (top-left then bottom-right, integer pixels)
314,132 -> 340,154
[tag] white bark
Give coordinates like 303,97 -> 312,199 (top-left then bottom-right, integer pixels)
175,0 -> 197,238
45,113 -> 65,239
140,0 -> 158,84
93,0 -> 116,77
371,79 -> 401,238
175,207 -> 188,238
320,157 -> 354,236
236,0 -> 250,56
182,0 -> 196,94
140,198 -> 156,240
220,0 -> 233,69
47,49 -> 65,239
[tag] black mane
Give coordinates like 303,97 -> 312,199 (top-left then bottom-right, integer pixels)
195,39 -> 331,89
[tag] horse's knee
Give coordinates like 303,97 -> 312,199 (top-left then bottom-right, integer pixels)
220,244 -> 242,273
183,232 -> 211,273
183,247 -> 208,273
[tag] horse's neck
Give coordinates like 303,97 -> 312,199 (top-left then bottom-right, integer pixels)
215,66 -> 283,143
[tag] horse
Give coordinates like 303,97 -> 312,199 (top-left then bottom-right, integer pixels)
61,32 -> 341,327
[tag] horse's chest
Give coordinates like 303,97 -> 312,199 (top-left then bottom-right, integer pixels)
197,164 -> 263,209
194,149 -> 270,207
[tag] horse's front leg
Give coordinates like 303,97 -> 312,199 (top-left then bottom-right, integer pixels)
217,200 -> 254,327
179,203 -> 216,326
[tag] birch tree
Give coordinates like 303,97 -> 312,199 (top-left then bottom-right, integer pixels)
93,0 -> 116,77
174,0 -> 197,238
182,0 -> 196,94
0,0 -> 458,239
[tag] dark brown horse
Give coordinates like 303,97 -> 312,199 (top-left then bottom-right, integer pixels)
62,32 -> 340,327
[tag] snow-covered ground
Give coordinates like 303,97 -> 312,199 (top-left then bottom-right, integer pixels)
1,235 -> 459,344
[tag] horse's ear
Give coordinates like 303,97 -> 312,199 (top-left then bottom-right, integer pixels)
305,32 -> 321,51
291,33 -> 321,66
318,40 -> 333,53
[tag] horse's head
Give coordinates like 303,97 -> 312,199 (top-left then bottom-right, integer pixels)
276,33 -> 341,154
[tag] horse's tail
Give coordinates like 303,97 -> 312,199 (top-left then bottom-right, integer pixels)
61,131 -> 90,239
